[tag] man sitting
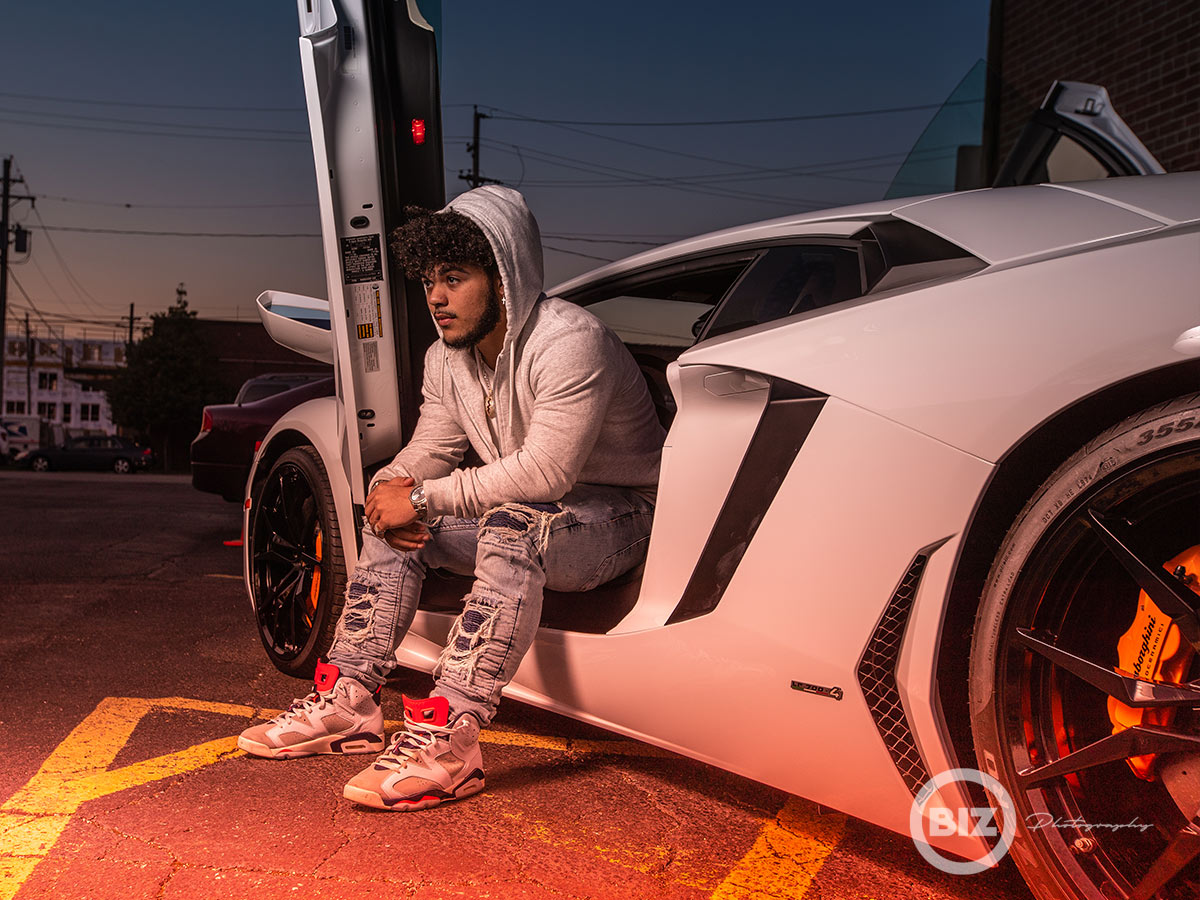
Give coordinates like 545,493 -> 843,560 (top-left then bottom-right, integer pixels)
239,186 -> 665,811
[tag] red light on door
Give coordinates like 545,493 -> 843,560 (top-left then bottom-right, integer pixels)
411,119 -> 426,144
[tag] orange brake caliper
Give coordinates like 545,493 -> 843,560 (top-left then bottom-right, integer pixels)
306,528 -> 323,628
1108,545 -> 1200,780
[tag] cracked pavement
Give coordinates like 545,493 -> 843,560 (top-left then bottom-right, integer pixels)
0,471 -> 1033,899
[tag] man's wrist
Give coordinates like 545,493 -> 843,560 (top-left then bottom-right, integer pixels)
409,484 -> 428,520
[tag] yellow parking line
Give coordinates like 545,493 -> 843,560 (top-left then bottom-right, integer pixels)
2,697 -> 846,900
710,797 -> 847,900
0,697 -> 254,900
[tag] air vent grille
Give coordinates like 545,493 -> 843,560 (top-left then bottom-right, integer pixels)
856,553 -> 932,796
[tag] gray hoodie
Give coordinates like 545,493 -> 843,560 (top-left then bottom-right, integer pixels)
373,186 -> 665,518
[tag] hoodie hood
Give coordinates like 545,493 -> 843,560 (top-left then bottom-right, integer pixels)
444,185 -> 545,347
370,185 -> 665,514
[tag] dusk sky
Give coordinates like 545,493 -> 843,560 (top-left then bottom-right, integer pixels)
2,1 -> 992,342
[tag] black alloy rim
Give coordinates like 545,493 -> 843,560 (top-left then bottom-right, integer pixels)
997,446 -> 1200,900
251,461 -> 324,662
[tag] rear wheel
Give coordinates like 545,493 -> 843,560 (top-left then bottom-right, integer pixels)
248,446 -> 347,677
30,456 -> 49,472
112,458 -> 132,474
971,395 -> 1200,900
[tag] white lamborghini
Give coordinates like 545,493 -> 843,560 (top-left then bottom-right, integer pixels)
243,3 -> 1200,898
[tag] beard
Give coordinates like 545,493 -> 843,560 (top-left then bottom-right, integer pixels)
442,284 -> 503,350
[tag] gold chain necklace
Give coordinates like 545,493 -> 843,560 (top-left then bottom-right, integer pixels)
477,351 -> 496,418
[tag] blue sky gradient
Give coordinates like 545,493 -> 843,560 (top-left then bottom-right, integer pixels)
0,1 -> 989,338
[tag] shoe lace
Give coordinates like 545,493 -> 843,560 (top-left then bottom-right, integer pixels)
276,690 -> 330,723
375,718 -> 453,770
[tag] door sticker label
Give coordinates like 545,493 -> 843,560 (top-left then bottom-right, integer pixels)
362,340 -> 380,373
350,282 -> 384,342
340,234 -> 383,284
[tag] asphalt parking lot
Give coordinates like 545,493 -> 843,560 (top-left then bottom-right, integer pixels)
0,470 -> 1034,899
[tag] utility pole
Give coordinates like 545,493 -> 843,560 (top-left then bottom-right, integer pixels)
24,313 -> 32,413
457,106 -> 503,189
1,156 -> 35,408
121,302 -> 141,347
1,157 -> 11,402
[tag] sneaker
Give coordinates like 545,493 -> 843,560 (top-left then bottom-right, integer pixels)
342,695 -> 485,811
237,660 -> 385,759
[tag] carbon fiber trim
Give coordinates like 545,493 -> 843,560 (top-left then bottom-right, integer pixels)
856,546 -> 944,796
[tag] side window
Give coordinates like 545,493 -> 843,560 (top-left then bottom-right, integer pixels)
704,245 -> 862,340
1044,134 -> 1111,183
583,265 -> 747,349
572,262 -> 751,427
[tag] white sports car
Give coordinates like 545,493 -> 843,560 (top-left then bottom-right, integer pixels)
244,3 -> 1200,898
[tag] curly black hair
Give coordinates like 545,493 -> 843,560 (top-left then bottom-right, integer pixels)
389,204 -> 498,280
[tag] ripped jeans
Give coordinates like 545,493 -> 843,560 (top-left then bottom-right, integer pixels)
326,483 -> 655,725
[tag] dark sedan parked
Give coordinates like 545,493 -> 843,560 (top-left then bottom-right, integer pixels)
191,376 -> 334,502
19,435 -> 153,474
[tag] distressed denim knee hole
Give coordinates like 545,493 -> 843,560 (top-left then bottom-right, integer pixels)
437,595 -> 500,682
334,572 -> 395,645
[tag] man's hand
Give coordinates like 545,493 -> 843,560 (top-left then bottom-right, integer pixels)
365,476 -> 423,536
380,522 -> 429,552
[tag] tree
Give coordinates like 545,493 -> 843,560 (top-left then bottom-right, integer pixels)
108,293 -> 232,471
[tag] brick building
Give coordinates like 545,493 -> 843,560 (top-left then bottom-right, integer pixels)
193,319 -> 330,395
983,0 -> 1200,181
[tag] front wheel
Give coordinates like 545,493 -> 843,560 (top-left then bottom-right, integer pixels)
971,394 -> 1200,900
30,456 -> 49,472
248,445 -> 347,678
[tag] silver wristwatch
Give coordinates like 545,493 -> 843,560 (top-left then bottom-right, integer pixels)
409,484 -> 428,520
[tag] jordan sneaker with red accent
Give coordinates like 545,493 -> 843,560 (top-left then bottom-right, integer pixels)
238,661 -> 385,758
342,695 -> 485,810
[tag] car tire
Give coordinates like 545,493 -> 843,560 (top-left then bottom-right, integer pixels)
30,456 -> 49,472
970,394 -> 1200,900
113,458 -> 133,474
248,445 -> 347,678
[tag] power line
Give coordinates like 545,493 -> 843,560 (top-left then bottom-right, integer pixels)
485,97 -> 983,127
0,89 -> 304,113
8,272 -> 70,358
464,106 -> 962,194
474,107 -> 810,175
34,225 -> 321,238
7,303 -> 126,328
0,105 -> 308,136
27,186 -> 110,316
475,141 -> 829,207
542,233 -> 662,246
541,244 -> 614,262
483,132 -> 958,183
39,194 -> 316,210
0,116 -> 310,143
545,230 -> 689,240
27,252 -> 86,315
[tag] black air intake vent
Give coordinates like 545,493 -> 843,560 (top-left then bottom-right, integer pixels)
856,549 -> 939,796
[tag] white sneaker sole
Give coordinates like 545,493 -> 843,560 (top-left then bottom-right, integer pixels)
343,776 -> 485,811
237,731 -> 385,759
